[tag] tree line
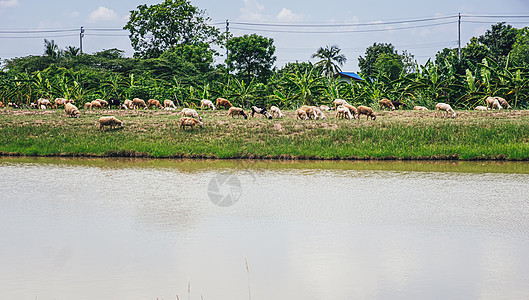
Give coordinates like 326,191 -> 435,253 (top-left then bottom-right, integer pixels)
1,0 -> 529,109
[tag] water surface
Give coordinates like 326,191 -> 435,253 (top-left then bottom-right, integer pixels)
1,157 -> 528,299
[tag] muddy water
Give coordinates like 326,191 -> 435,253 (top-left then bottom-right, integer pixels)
1,157 -> 528,299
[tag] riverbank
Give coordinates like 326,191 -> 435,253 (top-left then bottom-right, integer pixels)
1,108 -> 528,160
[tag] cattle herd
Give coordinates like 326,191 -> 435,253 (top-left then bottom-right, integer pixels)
0,95 -> 514,132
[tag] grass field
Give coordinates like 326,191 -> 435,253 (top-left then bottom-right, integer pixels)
1,107 -> 528,160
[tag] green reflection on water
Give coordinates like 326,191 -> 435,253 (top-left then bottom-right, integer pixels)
1,156 -> 528,174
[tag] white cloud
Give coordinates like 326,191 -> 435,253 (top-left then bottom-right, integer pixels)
240,0 -> 266,21
276,8 -> 305,22
69,11 -> 80,18
0,0 -> 18,8
88,6 -> 118,23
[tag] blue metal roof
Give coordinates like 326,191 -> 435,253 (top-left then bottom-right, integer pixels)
337,72 -> 364,81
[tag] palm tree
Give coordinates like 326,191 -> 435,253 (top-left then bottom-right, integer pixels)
64,46 -> 81,57
311,45 -> 347,77
44,39 -> 61,59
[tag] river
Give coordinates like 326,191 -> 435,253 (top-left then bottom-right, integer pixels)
1,157 -> 528,299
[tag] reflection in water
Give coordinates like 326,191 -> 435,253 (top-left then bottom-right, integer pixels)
0,157 -> 528,299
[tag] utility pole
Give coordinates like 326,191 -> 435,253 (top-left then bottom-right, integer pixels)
458,13 -> 461,61
80,26 -> 85,54
225,19 -> 229,80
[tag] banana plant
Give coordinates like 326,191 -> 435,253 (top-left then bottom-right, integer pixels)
284,64 -> 324,106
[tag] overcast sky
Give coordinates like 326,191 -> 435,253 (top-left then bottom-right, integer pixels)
1,0 -> 529,71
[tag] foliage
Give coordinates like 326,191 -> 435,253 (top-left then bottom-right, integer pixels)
358,42 -> 412,79
311,45 -> 347,77
510,28 -> 529,68
478,22 -> 519,67
123,0 -> 220,58
226,34 -> 277,83
2,22 -> 529,112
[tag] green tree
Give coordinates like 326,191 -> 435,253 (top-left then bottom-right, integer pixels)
358,43 -> 412,79
44,39 -> 61,59
64,46 -> 81,58
478,22 -> 519,66
226,34 -> 276,83
124,0 -> 220,58
311,44 -> 346,76
461,37 -> 490,71
510,28 -> 529,67
374,53 -> 404,80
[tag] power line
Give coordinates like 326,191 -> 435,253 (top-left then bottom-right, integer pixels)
229,20 -> 457,34
230,15 -> 458,28
462,14 -> 529,18
0,28 -> 78,34
0,34 -> 78,39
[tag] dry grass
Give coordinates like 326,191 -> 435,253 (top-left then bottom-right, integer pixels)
1,107 -> 529,160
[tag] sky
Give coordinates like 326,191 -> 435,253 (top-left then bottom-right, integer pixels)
1,0 -> 529,71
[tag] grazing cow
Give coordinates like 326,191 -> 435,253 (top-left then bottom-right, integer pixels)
83,102 -> 92,110
200,99 -> 216,110
65,103 -> 80,118
495,97 -> 511,109
270,106 -> 283,118
251,106 -> 272,119
30,103 -> 38,109
216,98 -> 233,109
435,103 -> 456,118
485,97 -> 502,110
391,100 -> 405,110
413,106 -> 429,111
379,99 -> 395,111
108,98 -> 122,109
164,99 -> 177,109
296,108 -> 309,120
227,107 -> 248,119
357,106 -> 377,120
8,102 -> 19,109
336,105 -> 353,120
474,106 -> 488,111
178,117 -> 203,131
98,116 -> 123,131
132,98 -> 147,109
147,99 -> 163,109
